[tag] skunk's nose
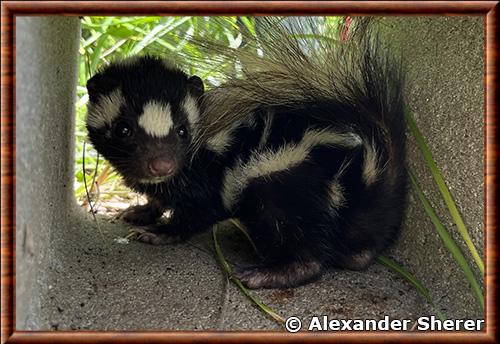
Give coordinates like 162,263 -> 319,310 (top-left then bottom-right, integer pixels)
148,158 -> 175,176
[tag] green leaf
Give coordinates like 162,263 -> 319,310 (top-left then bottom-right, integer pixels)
239,17 -> 256,36
88,33 -> 109,74
106,26 -> 134,39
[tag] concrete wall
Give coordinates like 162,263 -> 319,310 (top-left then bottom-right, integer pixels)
381,16 -> 484,319
15,16 -> 80,329
14,16 -> 484,330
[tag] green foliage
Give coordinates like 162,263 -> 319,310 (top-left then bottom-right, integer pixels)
75,16 -> 254,200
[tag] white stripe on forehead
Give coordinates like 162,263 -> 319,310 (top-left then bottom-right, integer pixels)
86,89 -> 124,129
182,95 -> 199,126
139,101 -> 174,138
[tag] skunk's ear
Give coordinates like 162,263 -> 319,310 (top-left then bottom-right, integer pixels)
187,75 -> 204,98
86,73 -> 119,103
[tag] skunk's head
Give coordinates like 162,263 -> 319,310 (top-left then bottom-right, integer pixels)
85,56 -> 204,185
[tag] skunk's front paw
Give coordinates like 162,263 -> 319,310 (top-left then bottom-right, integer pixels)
117,204 -> 162,226
127,227 -> 181,245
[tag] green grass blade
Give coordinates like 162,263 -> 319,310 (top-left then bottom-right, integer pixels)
88,33 -> 109,74
409,171 -> 484,310
212,224 -> 285,324
377,256 -> 446,321
405,109 -> 484,275
129,19 -> 172,55
227,218 -> 260,255
239,17 -> 256,36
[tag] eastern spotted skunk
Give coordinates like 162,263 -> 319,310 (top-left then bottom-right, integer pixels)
86,18 -> 407,289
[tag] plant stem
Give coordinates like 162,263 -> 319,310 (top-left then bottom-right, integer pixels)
212,223 -> 285,324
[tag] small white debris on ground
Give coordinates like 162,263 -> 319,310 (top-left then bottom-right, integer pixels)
113,237 -> 130,245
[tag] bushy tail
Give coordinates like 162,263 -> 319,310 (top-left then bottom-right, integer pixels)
190,17 -> 406,156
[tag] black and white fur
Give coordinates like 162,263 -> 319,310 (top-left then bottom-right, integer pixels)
86,18 -> 407,289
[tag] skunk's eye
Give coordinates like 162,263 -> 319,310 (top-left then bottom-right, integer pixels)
176,125 -> 187,139
114,121 -> 133,138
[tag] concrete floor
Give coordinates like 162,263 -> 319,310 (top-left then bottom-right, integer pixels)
15,16 -> 485,330
38,216 -> 429,330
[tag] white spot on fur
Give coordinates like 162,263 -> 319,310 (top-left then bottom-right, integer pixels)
328,180 -> 346,208
138,101 -> 173,138
86,89 -> 124,129
335,157 -> 353,179
362,142 -> 380,185
206,119 -> 250,155
206,129 -> 234,154
222,129 -> 362,210
258,110 -> 274,149
137,177 -> 169,184
182,95 -> 199,127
